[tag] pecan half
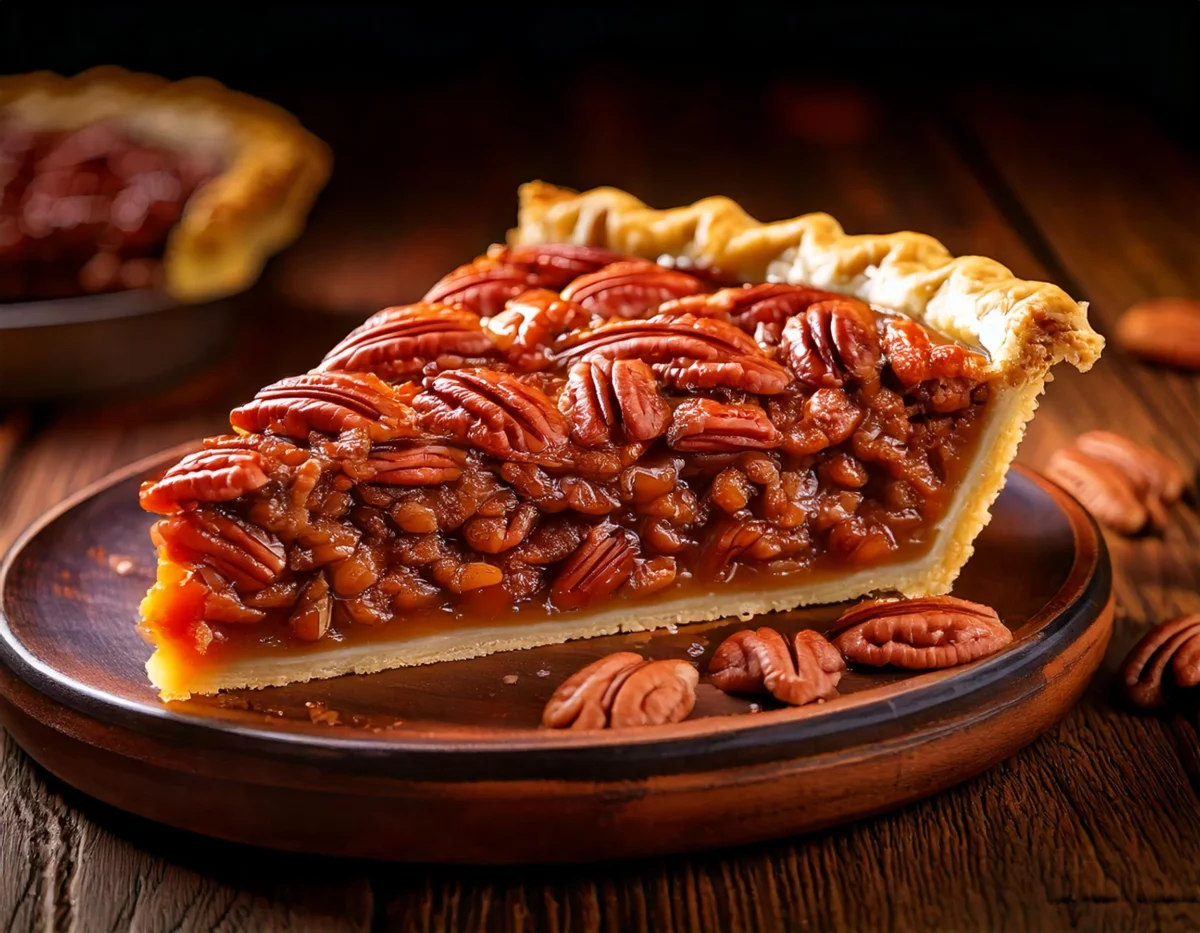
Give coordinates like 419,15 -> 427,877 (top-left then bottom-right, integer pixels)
1121,614 -> 1200,709
667,398 -> 781,452
289,573 -> 332,641
541,652 -> 698,730
780,299 -> 882,388
140,444 -> 271,514
1074,431 -> 1186,507
230,372 -> 419,443
1045,447 -> 1148,534
498,243 -> 624,288
484,289 -> 592,371
364,444 -> 467,485
423,256 -> 539,316
555,314 -> 791,394
659,283 -> 844,337
709,627 -> 845,706
1115,298 -> 1200,370
154,509 -> 287,591
318,304 -> 495,379
550,521 -> 638,610
559,359 -> 670,447
832,596 -> 1012,669
560,260 -> 707,319
413,369 -> 570,461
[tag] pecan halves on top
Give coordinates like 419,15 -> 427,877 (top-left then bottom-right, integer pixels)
832,596 -> 1012,669
230,372 -> 419,443
364,443 -> 467,485
422,256 -> 539,316
555,314 -> 792,394
779,299 -> 882,389
1045,447 -> 1148,535
667,398 -> 781,452
1121,614 -> 1200,710
550,521 -> 639,610
559,359 -> 671,447
484,289 -> 592,371
318,303 -> 495,379
560,260 -> 708,320
541,652 -> 698,730
497,243 -> 626,289
659,283 -> 844,335
140,444 -> 271,514
709,627 -> 845,706
413,368 -> 571,461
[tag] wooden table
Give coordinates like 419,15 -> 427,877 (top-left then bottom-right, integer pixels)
1,80 -> 1198,931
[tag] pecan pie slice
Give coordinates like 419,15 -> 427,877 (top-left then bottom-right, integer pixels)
0,67 -> 329,302
138,183 -> 1103,699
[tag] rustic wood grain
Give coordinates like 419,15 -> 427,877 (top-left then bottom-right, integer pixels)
0,82 -> 1197,931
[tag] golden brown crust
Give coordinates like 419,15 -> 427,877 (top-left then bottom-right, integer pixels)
0,66 -> 331,302
510,182 -> 1103,382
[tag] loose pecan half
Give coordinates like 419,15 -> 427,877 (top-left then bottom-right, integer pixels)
1121,614 -> 1200,709
832,596 -> 1012,669
550,521 -> 638,610
154,509 -> 287,591
560,260 -> 707,319
780,299 -> 882,388
541,652 -> 698,729
555,314 -> 791,394
364,443 -> 467,485
1115,298 -> 1200,370
484,289 -> 592,371
319,304 -> 495,379
140,444 -> 271,514
423,256 -> 539,316
1045,447 -> 1148,534
559,359 -> 671,447
709,627 -> 845,706
230,372 -> 419,443
414,369 -> 570,460
667,398 -> 781,452
1074,430 -> 1186,517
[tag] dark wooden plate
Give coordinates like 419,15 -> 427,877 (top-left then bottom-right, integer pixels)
0,453 -> 1112,863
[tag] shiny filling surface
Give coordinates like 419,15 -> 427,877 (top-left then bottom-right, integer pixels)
138,244 -> 992,669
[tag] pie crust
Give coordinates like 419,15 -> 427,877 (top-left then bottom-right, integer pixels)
0,67 -> 331,302
139,184 -> 1102,700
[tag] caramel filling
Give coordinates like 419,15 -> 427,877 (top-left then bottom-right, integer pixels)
138,246 -> 992,675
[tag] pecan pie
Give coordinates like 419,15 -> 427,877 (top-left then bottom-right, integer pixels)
0,67 -> 329,302
138,182 -> 1103,699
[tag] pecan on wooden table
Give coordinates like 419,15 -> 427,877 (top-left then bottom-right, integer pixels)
1121,614 -> 1200,710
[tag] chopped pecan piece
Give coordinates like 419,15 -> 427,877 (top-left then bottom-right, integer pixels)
559,359 -> 671,447
780,298 -> 881,388
364,444 -> 466,485
880,317 -> 989,412
230,372 -> 419,443
550,521 -> 638,610
541,652 -> 698,729
1045,447 -> 1148,534
832,596 -> 1011,668
484,289 -> 591,371
560,260 -> 707,319
318,304 -> 495,379
154,509 -> 287,591
709,627 -> 845,706
667,398 -> 781,452
139,444 -> 271,514
289,573 -> 332,641
423,256 -> 539,316
1121,614 -> 1200,709
463,503 -> 539,553
414,369 -> 570,461
556,314 -> 791,394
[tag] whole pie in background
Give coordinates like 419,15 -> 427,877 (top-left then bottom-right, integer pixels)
0,66 -> 330,303
136,182 -> 1104,700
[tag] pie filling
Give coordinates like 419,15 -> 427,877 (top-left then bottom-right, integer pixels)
0,120 -> 220,301
138,244 -> 995,697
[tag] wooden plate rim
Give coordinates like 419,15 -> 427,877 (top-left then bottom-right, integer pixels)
0,449 -> 1110,781
0,288 -> 180,330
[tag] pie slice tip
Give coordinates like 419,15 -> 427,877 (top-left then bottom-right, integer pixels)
136,182 -> 1102,700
